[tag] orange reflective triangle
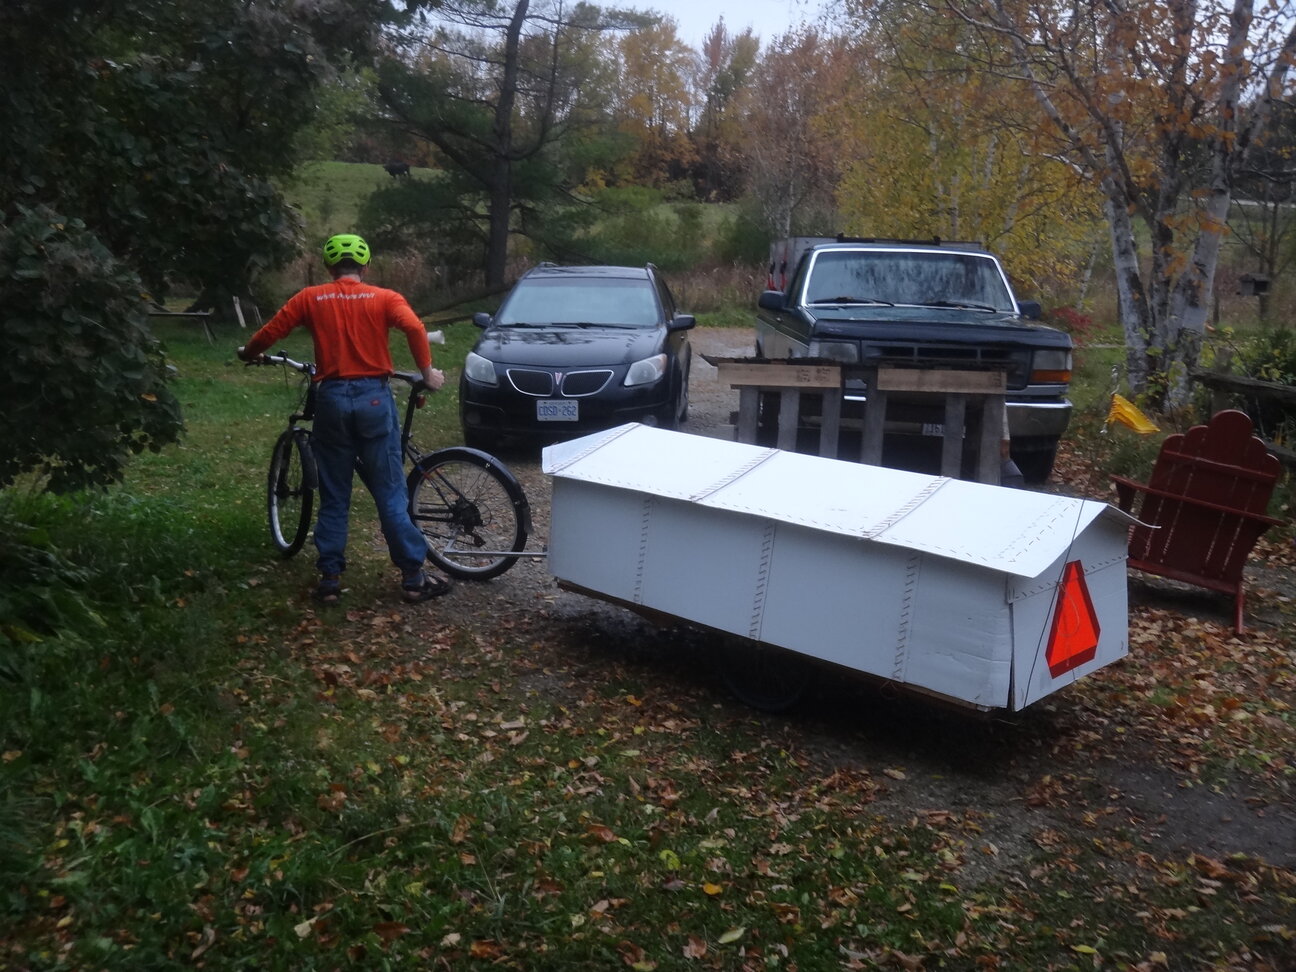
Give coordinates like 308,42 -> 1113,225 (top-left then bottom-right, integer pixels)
1046,560 -> 1100,677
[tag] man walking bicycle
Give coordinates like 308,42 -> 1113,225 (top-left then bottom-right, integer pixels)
239,233 -> 450,604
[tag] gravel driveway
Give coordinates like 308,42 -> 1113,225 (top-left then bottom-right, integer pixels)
387,325 -> 1294,874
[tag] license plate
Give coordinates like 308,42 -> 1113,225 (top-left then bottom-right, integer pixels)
921,423 -> 944,436
537,399 -> 579,422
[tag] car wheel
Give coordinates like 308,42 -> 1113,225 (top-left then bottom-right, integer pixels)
677,362 -> 690,424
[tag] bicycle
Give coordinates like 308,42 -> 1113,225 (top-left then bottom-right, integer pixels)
248,350 -> 533,580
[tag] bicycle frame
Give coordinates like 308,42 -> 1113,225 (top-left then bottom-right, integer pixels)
248,351 -> 539,575
392,371 -> 539,555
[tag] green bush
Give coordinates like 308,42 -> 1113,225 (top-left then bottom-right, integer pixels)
1232,324 -> 1296,384
712,197 -> 769,266
0,208 -> 183,493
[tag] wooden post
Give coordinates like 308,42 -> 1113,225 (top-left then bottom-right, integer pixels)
716,361 -> 842,452
873,367 -> 1008,484
940,394 -> 967,478
736,387 -> 760,444
978,396 -> 1006,485
860,366 -> 886,466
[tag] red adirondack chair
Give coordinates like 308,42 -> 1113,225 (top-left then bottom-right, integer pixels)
1111,409 -> 1284,634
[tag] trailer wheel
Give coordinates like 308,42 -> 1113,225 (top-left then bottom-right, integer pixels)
715,638 -> 813,712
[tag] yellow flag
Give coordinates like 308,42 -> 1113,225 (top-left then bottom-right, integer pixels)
1106,393 -> 1159,434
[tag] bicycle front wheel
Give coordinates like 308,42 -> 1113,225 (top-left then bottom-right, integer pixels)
267,429 -> 315,557
407,448 -> 529,580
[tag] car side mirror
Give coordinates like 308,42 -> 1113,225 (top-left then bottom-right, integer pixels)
758,290 -> 786,311
1017,300 -> 1041,320
472,311 -> 493,328
669,314 -> 696,332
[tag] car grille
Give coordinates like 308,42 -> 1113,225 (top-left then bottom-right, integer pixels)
504,368 -> 616,397
506,369 -> 554,396
560,370 -> 613,396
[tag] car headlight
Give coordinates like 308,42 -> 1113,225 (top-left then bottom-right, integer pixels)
807,339 -> 860,363
624,353 -> 668,387
463,351 -> 498,385
1030,349 -> 1072,384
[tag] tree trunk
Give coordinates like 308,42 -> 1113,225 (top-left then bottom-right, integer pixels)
484,0 -> 529,288
1102,170 -> 1151,393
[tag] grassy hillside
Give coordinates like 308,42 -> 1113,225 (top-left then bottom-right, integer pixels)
282,161 -> 430,247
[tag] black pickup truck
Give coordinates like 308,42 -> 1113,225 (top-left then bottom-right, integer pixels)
756,236 -> 1073,483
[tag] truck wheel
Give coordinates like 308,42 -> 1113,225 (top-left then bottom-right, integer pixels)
1011,442 -> 1059,485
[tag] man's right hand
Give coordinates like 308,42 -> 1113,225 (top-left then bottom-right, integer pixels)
237,346 -> 265,364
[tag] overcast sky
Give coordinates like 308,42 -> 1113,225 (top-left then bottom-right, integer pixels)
641,0 -> 828,49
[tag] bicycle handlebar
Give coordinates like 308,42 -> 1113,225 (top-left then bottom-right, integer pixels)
239,348 -> 432,393
239,348 -> 312,375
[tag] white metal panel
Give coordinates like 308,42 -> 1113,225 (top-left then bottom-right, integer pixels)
547,478 -> 646,598
751,522 -> 916,676
542,424 -> 776,503
904,561 -> 1014,708
637,497 -> 784,636
543,424 -> 1130,712
544,424 -> 1123,578
1009,518 -> 1130,708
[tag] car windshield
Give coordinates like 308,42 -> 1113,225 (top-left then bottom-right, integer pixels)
803,251 -> 1015,312
496,277 -> 660,327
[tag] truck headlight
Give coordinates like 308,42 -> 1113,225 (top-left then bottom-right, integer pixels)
807,339 -> 860,364
463,351 -> 498,385
1030,349 -> 1072,384
624,353 -> 667,386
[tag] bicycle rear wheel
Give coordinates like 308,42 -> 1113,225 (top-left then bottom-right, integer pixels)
407,448 -> 529,580
267,429 -> 315,557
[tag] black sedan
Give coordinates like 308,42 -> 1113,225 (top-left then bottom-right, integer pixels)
459,264 -> 694,449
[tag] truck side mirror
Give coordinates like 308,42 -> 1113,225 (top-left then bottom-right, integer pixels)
472,311 -> 493,328
758,290 -> 786,311
669,314 -> 696,332
1017,300 -> 1041,320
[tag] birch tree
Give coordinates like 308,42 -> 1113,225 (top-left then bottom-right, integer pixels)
739,30 -> 852,238
946,0 -> 1296,407
834,1 -> 1099,293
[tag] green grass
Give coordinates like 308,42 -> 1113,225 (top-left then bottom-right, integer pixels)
283,161 -> 437,247
2,320 -> 1293,970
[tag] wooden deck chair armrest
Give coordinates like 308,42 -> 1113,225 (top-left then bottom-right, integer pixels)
1110,474 -> 1148,513
1109,476 -> 1284,527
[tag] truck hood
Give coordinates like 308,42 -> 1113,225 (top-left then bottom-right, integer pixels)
807,306 -> 1072,349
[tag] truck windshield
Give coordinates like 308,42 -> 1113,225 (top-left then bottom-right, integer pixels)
803,250 -> 1015,312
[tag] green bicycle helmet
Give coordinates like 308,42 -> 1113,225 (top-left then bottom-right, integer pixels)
322,233 -> 371,267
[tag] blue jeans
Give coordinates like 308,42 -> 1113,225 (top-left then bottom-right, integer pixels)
311,377 -> 427,577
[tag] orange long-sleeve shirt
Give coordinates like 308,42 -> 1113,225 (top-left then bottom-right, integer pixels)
243,276 -> 432,380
